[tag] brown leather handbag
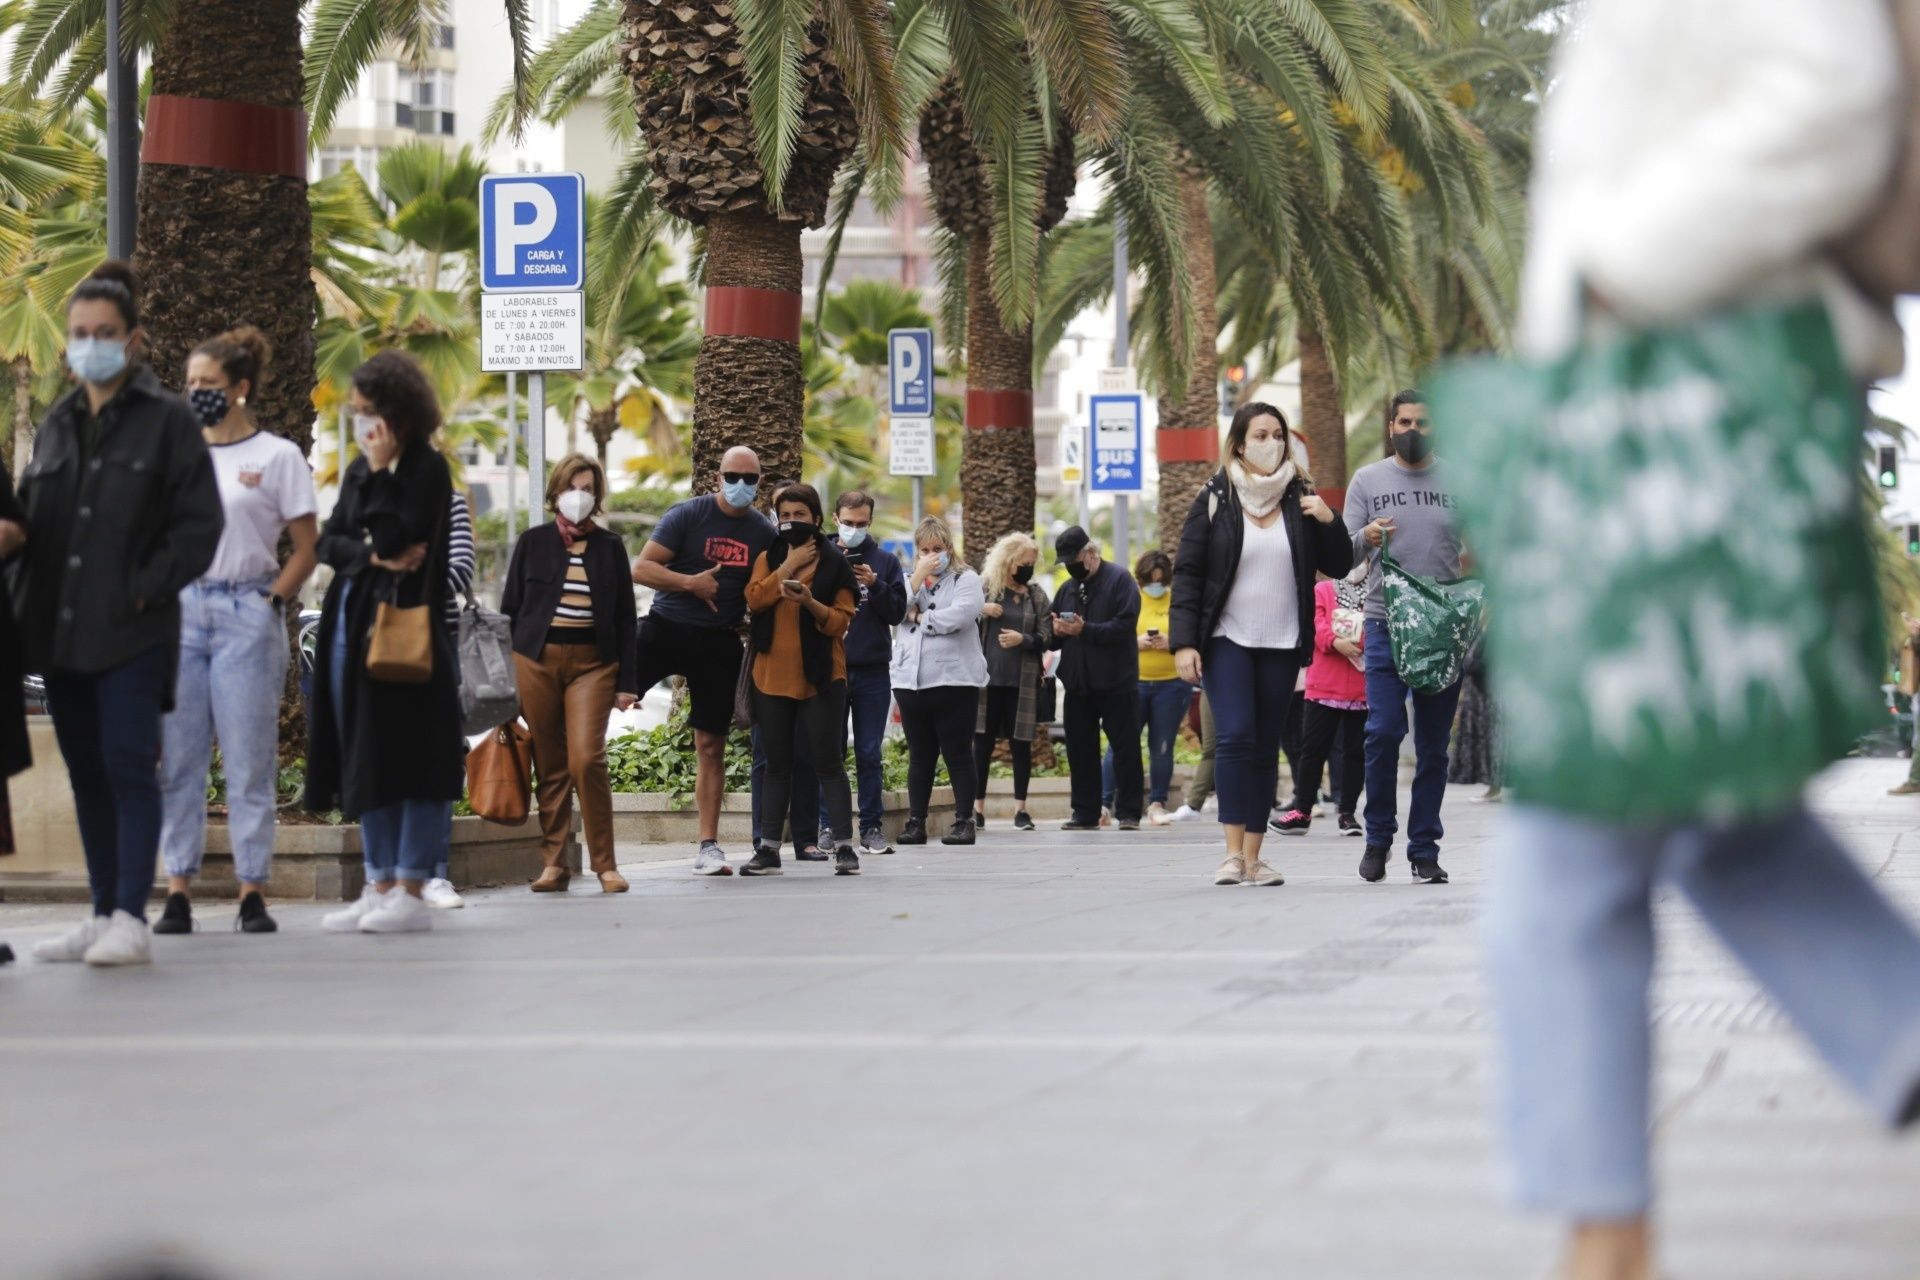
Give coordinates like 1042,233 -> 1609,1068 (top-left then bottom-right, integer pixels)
366,582 -> 433,684
466,720 -> 533,825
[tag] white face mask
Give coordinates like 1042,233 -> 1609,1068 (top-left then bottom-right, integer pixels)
557,489 -> 596,523
352,413 -> 380,450
1241,436 -> 1284,475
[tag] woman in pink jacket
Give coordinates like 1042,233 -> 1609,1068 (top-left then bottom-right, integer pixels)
1270,570 -> 1368,836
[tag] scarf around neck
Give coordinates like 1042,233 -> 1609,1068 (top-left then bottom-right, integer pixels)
1227,456 -> 1297,519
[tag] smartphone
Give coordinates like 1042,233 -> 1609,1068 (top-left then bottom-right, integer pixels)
1146,628 -> 1160,637
1059,612 -> 1078,621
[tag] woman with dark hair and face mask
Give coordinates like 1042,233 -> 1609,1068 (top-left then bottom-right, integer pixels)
742,482 -> 861,877
15,261 -> 224,966
500,453 -> 640,894
153,326 -> 319,937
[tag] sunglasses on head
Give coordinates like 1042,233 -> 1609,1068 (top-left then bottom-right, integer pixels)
721,471 -> 760,484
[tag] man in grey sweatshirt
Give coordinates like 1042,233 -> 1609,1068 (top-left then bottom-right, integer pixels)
1342,389 -> 1466,884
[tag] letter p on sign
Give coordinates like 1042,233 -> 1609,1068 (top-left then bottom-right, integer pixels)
493,183 -> 557,278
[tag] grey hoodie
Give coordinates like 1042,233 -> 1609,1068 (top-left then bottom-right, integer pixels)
1342,456 -> 1465,621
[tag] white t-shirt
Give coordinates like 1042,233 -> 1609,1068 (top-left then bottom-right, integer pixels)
203,431 -> 317,582
1214,512 -> 1301,649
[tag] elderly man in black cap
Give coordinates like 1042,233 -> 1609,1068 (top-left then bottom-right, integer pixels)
1049,526 -> 1143,830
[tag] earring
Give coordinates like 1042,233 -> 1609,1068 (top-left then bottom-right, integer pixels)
237,396 -> 247,406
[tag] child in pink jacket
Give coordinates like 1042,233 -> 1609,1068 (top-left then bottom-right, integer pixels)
1271,572 -> 1368,835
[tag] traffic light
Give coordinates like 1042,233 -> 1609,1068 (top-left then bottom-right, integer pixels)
1906,523 -> 1919,555
1880,444 -> 1900,488
1220,364 -> 1247,415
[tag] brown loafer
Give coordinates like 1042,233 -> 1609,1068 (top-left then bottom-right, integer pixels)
597,870 -> 629,894
530,867 -> 571,893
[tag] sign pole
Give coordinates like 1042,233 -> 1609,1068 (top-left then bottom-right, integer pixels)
912,476 -> 924,527
1112,209 -> 1131,569
504,370 -> 518,545
528,372 -> 547,516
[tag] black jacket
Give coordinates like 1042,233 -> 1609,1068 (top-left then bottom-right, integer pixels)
499,521 -> 639,694
0,464 -> 28,782
11,366 -> 222,683
834,536 -> 908,668
305,444 -> 465,819
1049,559 -> 1140,693
1169,469 -> 1354,662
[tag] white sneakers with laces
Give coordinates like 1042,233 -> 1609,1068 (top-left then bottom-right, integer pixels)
323,885 -> 390,933
422,878 -> 465,909
32,914 -> 111,962
360,889 -> 433,933
692,844 -> 732,876
83,911 -> 152,966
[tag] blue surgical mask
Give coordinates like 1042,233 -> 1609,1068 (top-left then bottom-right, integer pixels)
838,524 -> 868,549
1143,582 -> 1169,598
68,336 -> 129,386
934,552 -> 951,575
721,478 -> 758,508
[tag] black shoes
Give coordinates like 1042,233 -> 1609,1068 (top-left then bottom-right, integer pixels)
1062,818 -> 1101,831
0,942 -> 13,965
1013,810 -> 1035,831
942,819 -> 976,846
1409,858 -> 1450,884
1270,809 -> 1311,836
742,845 -> 784,876
899,817 -> 928,846
1116,817 -> 1141,831
1359,845 -> 1390,883
974,809 -> 987,829
794,845 -> 829,862
1338,813 -> 1363,838
153,892 -> 193,935
833,846 -> 861,876
236,891 -> 278,934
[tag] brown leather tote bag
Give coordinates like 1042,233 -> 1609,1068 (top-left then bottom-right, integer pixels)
466,720 -> 533,826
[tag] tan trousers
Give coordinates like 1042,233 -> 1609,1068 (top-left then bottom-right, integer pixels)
515,644 -> 619,872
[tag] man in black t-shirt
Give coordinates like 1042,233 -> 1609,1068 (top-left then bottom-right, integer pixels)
631,445 -> 775,875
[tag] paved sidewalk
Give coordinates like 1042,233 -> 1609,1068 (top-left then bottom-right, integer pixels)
3,762 -> 1918,1280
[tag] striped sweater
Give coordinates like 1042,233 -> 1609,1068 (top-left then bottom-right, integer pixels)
444,491 -> 475,633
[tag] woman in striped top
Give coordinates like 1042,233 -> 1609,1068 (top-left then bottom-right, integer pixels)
499,454 -> 639,893
423,489 -> 477,909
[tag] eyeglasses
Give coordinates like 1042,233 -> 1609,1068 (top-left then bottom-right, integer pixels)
721,471 -> 760,484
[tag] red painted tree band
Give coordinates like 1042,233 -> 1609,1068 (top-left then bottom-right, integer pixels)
1155,427 -> 1220,463
142,96 -> 307,179
1317,486 -> 1347,513
964,389 -> 1033,430
705,287 -> 802,342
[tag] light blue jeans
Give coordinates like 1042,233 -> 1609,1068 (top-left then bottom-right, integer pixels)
1487,804 -> 1920,1217
160,576 -> 287,884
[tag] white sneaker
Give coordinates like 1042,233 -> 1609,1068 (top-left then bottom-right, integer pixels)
1246,859 -> 1285,887
360,889 -> 433,933
1147,803 -> 1174,827
33,914 -> 110,963
422,878 -> 465,909
323,885 -> 390,933
82,910 -> 152,966
692,843 -> 733,876
1171,804 -> 1202,823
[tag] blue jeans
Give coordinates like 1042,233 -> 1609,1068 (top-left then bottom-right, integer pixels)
1488,804 -> 1920,1216
798,665 -> 892,838
1363,619 -> 1462,859
1202,637 -> 1298,830
160,577 -> 287,884
1103,678 -> 1193,809
43,644 -> 172,920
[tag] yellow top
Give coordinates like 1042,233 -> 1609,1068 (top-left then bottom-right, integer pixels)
1137,589 -> 1176,681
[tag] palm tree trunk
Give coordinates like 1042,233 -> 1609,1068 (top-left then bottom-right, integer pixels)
1156,165 -> 1220,558
133,0 -> 314,455
692,209 -> 804,500
590,404 -> 619,471
961,231 -> 1036,565
8,355 -> 31,479
1297,325 -> 1344,496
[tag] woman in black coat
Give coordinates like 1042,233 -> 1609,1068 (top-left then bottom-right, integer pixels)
0,463 -> 27,965
1169,402 -> 1352,889
307,351 -> 464,935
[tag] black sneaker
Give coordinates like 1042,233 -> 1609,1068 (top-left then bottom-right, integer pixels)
899,817 -> 928,846
741,845 -> 784,876
1062,818 -> 1101,831
1013,810 -> 1035,831
833,846 -> 861,876
1338,813 -> 1362,838
794,845 -> 829,862
1409,858 -> 1450,885
974,809 -> 987,829
1359,845 -> 1390,883
1269,809 -> 1311,836
861,829 -> 895,856
941,819 -> 976,846
153,892 -> 193,935
235,891 -> 278,934
1116,817 -> 1141,831
0,942 -> 13,965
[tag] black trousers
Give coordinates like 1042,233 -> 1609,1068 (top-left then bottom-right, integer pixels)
974,684 -> 1032,808
1288,701 -> 1368,816
895,686 -> 977,821
1066,684 -> 1141,823
752,682 -> 852,846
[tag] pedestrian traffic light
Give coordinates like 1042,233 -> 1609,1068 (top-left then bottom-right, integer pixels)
1907,523 -> 1919,555
1220,364 -> 1247,415
1880,444 -> 1900,488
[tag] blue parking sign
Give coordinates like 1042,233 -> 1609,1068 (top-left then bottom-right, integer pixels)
1090,394 -> 1143,493
480,173 -> 586,292
887,328 -> 935,417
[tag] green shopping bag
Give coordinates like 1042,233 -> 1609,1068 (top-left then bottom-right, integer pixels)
1381,533 -> 1485,695
1428,300 -> 1883,822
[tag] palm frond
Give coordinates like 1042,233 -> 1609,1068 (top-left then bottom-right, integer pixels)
733,0 -> 815,215
1107,0 -> 1232,130
1010,0 -> 1128,141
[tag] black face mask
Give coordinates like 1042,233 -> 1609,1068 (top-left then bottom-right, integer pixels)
1392,429 -> 1432,464
189,387 -> 229,429
778,520 -> 816,547
1012,564 -> 1035,585
1064,560 -> 1090,581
